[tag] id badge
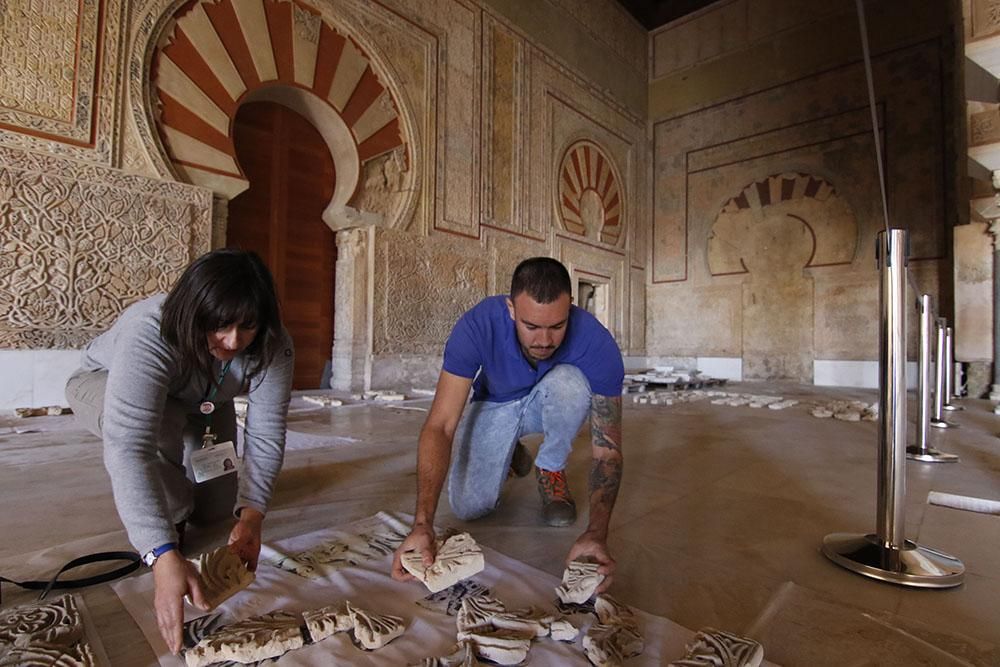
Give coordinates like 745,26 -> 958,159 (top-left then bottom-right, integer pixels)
191,440 -> 239,483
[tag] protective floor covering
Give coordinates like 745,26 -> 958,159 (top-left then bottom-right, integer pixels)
1,383 -> 998,665
113,512 -> 728,666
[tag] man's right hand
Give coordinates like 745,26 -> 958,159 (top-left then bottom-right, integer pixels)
152,549 -> 209,655
391,523 -> 437,581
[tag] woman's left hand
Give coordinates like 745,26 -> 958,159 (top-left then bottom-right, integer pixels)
228,507 -> 264,571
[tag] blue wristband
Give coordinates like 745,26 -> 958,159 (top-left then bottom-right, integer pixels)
142,542 -> 177,567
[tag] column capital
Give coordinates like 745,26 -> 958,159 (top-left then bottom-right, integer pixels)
990,218 -> 1000,244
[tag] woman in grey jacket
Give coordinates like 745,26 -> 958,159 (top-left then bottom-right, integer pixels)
65,249 -> 294,654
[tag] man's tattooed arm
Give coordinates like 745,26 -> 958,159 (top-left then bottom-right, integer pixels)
587,394 -> 623,536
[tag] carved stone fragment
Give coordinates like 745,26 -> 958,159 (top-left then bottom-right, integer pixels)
346,602 -> 406,650
555,560 -> 604,604
490,607 -> 555,638
0,594 -> 84,648
668,628 -> 764,667
460,627 -> 531,665
594,594 -> 637,630
302,395 -> 344,407
408,640 -> 480,666
302,604 -> 353,643
583,623 -> 624,667
183,610 -> 303,667
268,512 -> 408,578
191,546 -> 255,610
0,641 -> 97,666
0,594 -> 103,666
584,592 -> 645,667
401,532 -> 485,593
417,579 -> 491,616
584,622 -> 643,666
548,618 -> 579,642
456,596 -> 506,635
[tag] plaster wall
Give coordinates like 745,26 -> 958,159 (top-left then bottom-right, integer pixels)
0,0 -> 649,406
648,0 -> 958,385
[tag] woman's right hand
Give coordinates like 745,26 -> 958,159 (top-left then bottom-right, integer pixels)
152,549 -> 209,654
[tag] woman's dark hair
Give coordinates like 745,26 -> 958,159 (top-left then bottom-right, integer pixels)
161,249 -> 283,389
510,257 -> 572,303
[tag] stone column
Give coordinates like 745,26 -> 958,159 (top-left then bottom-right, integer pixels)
991,220 -> 1000,407
211,195 -> 229,249
330,227 -> 372,392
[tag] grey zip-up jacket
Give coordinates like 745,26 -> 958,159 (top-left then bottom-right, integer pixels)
79,295 -> 294,554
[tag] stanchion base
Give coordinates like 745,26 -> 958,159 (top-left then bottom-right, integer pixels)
930,418 -> 956,429
942,403 -> 964,412
822,533 -> 964,588
906,446 -> 959,463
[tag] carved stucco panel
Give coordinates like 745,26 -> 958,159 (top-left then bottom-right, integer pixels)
373,229 -> 487,356
486,230 -> 548,295
0,146 -> 211,348
0,0 -> 125,166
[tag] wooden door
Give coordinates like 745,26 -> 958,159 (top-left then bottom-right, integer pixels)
228,102 -> 336,389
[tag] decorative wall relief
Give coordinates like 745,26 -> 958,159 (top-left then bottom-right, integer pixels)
970,0 -> 1000,39
557,140 -> 624,246
0,145 -> 212,348
373,230 -> 488,356
0,0 -> 125,165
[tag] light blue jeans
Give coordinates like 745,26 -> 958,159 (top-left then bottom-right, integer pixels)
447,364 -> 592,520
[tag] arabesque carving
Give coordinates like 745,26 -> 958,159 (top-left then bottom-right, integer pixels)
0,145 -> 211,348
374,230 -> 488,356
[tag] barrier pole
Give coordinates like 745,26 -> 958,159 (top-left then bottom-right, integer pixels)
822,230 -> 964,587
907,295 -> 958,462
942,326 -> 963,411
930,319 -> 955,429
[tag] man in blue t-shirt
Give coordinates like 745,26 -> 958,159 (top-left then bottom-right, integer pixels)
391,257 -> 625,590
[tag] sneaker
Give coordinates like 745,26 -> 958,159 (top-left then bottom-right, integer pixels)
509,440 -> 534,478
536,467 -> 577,527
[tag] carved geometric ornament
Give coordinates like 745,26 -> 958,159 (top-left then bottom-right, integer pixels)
0,0 -> 123,164
152,0 -> 407,198
557,140 -> 623,246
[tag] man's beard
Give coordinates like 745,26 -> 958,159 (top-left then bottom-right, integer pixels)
522,344 -> 555,361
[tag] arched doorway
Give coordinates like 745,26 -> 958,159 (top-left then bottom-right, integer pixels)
708,173 -> 860,382
227,101 -> 336,389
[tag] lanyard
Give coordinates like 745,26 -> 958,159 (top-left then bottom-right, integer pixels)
200,360 -> 232,446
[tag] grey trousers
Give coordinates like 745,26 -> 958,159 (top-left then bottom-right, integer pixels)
65,370 -> 237,526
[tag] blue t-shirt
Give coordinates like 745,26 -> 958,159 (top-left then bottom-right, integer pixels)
442,295 -> 624,402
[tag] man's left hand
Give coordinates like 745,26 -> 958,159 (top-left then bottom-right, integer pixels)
228,507 -> 264,572
567,529 -> 616,593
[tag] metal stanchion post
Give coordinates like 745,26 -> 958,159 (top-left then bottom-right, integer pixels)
930,319 -> 954,429
943,326 -> 963,411
822,230 -> 964,588
907,295 -> 958,462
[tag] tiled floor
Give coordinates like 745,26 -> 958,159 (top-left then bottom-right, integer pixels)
1,382 -> 997,665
